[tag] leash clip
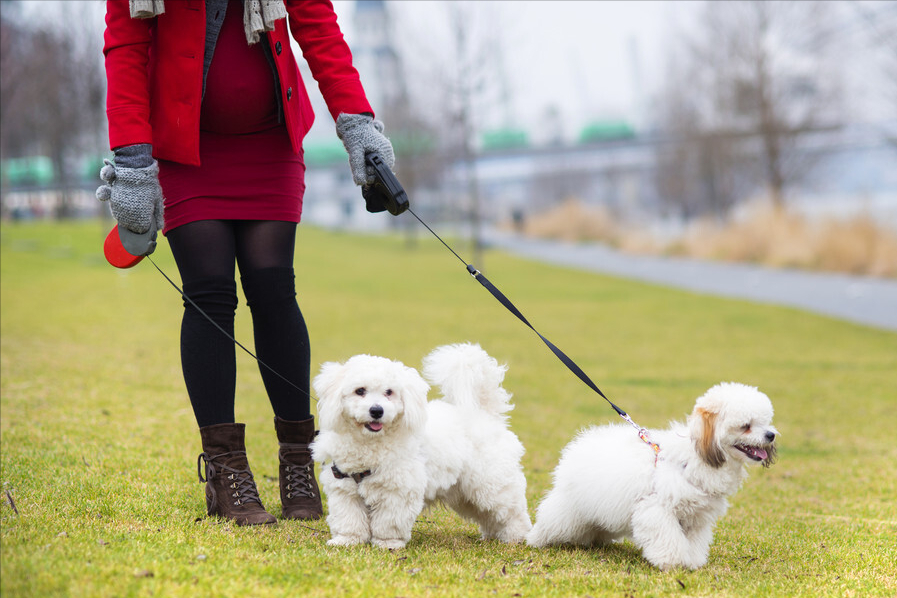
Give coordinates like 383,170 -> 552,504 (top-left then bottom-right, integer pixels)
638,427 -> 661,465
620,412 -> 661,465
466,264 -> 481,278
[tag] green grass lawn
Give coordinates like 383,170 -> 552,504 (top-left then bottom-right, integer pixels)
2,220 -> 895,598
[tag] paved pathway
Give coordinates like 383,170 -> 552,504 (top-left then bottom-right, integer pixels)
486,232 -> 897,332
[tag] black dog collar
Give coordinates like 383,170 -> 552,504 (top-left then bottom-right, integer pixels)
331,464 -> 372,484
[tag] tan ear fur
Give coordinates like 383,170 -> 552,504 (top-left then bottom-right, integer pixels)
695,407 -> 726,468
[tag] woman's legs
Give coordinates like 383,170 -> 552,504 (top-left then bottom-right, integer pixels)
167,219 -> 312,424
167,220 -> 311,427
168,220 -> 277,525
235,220 -> 311,421
234,220 -> 321,519
168,218 -> 318,522
167,220 -> 239,428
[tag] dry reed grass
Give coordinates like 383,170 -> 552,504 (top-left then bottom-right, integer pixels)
508,199 -> 897,278
517,198 -> 617,243
508,198 -> 664,254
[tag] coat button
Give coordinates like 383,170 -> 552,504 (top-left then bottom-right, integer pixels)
275,41 -> 282,55
287,87 -> 292,100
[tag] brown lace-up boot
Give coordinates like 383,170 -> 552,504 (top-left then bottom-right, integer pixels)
197,423 -> 276,526
274,416 -> 323,520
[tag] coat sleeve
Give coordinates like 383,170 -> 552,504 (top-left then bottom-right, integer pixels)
285,0 -> 373,121
103,0 -> 154,150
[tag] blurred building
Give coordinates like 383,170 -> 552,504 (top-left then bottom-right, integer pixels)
351,0 -> 407,116
293,4 -> 895,234
6,1 -> 891,230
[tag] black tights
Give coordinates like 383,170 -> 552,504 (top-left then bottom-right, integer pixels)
167,220 -> 310,428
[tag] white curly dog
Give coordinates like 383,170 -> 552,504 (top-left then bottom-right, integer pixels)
527,382 -> 777,570
311,343 -> 532,549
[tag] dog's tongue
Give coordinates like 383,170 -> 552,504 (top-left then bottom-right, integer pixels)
367,422 -> 383,432
747,446 -> 768,460
736,444 -> 768,461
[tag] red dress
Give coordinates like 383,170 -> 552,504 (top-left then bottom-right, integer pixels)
158,3 -> 305,233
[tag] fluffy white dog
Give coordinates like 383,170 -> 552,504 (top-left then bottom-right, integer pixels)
311,343 -> 532,549
527,382 -> 777,570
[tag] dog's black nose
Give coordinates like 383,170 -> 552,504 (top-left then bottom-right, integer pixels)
369,405 -> 384,420
765,431 -> 776,442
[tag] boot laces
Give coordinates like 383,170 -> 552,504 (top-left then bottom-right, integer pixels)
198,450 -> 264,507
283,458 -> 316,499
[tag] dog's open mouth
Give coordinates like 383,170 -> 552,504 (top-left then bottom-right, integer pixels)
364,422 -> 383,432
734,443 -> 768,461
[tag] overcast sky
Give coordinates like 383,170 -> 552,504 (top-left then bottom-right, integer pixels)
320,0 -> 687,141
18,0 -> 682,142
18,0 -> 896,145
314,1 -> 895,142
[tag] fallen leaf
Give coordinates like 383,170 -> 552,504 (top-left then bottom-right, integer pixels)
133,569 -> 153,578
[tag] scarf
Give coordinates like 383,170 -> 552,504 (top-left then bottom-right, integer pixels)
128,0 -> 287,45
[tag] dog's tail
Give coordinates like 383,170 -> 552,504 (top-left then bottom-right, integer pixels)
422,343 -> 514,415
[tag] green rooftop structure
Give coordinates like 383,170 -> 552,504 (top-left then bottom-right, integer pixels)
303,139 -> 348,166
1,156 -> 55,186
578,120 -> 635,144
481,128 -> 529,151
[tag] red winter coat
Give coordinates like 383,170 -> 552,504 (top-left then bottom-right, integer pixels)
103,0 -> 373,165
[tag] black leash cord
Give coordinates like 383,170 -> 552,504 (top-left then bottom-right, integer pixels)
405,207 -> 628,419
146,255 -> 314,402
141,207 -> 631,424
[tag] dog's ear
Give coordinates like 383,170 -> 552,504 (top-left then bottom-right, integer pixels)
398,365 -> 429,431
690,407 -> 726,468
313,361 -> 345,430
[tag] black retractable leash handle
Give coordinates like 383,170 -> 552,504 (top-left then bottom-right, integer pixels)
362,153 -> 654,443
362,153 -> 409,215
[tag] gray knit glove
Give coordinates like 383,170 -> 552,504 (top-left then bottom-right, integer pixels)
96,144 -> 164,256
336,113 -> 395,186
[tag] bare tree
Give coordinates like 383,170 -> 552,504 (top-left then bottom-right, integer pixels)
448,2 -> 487,266
654,37 -> 747,220
847,0 -> 897,145
655,0 -> 842,216
393,1 -> 507,269
1,1 -> 33,161
722,2 -> 841,207
364,3 -> 442,245
0,1 -> 106,215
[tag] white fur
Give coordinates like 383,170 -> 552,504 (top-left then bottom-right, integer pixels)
311,343 -> 532,549
527,382 -> 777,570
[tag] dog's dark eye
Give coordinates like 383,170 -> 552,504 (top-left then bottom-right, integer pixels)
354,387 -> 366,397
385,389 -> 393,397
741,424 -> 751,432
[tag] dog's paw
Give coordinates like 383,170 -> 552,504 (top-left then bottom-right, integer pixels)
371,538 -> 407,550
650,556 -> 705,572
327,535 -> 367,547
